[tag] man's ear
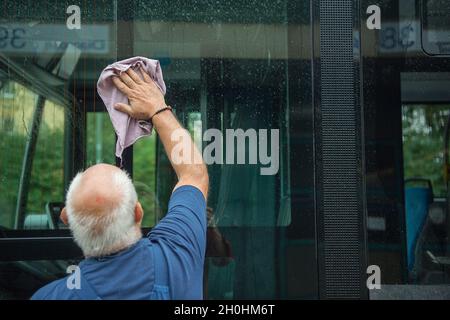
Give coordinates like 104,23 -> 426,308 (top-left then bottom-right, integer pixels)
60,207 -> 69,225
135,202 -> 144,224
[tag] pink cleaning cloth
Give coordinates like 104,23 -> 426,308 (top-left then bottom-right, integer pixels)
97,56 -> 166,164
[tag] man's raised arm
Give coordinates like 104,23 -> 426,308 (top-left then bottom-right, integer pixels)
112,67 -> 208,200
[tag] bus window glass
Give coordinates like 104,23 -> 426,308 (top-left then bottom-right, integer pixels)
422,0 -> 450,55
133,134 -> 159,227
365,1 -> 450,292
24,100 -> 65,230
86,112 -> 116,166
134,0 -> 293,227
0,81 -> 39,229
0,0 -> 316,300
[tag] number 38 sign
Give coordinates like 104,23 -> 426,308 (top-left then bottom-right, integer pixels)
0,5 -> 109,54
366,4 -> 421,54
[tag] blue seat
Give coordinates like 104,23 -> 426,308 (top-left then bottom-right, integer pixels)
405,186 -> 432,271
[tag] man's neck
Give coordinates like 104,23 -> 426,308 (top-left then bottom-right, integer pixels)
84,227 -> 142,259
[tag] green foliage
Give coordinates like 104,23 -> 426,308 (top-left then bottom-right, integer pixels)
133,134 -> 158,226
27,124 -> 64,214
86,113 -> 116,166
0,112 -> 158,229
0,131 -> 27,228
0,124 -> 64,227
402,105 -> 450,196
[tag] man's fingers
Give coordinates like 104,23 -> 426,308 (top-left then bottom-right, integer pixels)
119,71 -> 136,89
144,73 -> 163,93
112,76 -> 132,95
114,102 -> 134,116
126,68 -> 143,84
139,67 -> 162,93
140,66 -> 154,84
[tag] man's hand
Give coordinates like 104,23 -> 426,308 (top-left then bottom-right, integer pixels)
112,67 -> 167,120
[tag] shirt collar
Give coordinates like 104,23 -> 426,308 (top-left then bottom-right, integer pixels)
80,238 -> 146,265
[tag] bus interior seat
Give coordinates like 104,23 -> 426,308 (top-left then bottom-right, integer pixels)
23,214 -> 50,230
404,178 -> 433,274
413,215 -> 449,283
419,198 -> 450,283
405,179 -> 450,284
23,202 -> 64,230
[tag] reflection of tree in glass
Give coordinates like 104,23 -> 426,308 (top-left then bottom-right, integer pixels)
133,134 -> 158,226
134,180 -> 161,227
86,112 -> 116,166
0,84 -> 66,229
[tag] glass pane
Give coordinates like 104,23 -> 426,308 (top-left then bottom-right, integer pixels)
0,84 -> 66,231
402,104 -> 449,197
0,0 -> 315,301
0,0 -> 117,231
86,112 -> 116,166
402,103 -> 450,283
0,259 -> 76,299
134,134 -> 159,227
133,0 -> 310,300
364,0 -> 450,297
0,81 -> 38,229
422,0 -> 450,54
138,1 -> 293,227
24,100 -> 65,230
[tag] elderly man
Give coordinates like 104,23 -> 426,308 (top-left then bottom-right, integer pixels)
31,67 -> 208,300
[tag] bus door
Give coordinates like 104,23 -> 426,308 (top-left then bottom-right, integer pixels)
363,0 -> 450,298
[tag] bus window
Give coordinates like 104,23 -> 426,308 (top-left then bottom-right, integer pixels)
364,0 -> 450,296
0,0 -> 316,300
402,104 -> 450,198
0,81 -> 41,229
24,99 -> 65,230
138,2 -> 293,227
402,102 -> 450,283
132,0 -> 310,299
0,81 -> 69,230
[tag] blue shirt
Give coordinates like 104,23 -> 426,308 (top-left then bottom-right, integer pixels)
31,185 -> 207,300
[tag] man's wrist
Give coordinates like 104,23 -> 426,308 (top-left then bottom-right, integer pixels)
150,105 -> 172,121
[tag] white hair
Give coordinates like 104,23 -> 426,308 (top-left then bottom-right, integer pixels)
65,169 -> 142,257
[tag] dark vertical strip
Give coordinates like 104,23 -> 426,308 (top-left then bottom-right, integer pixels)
314,0 -> 368,299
